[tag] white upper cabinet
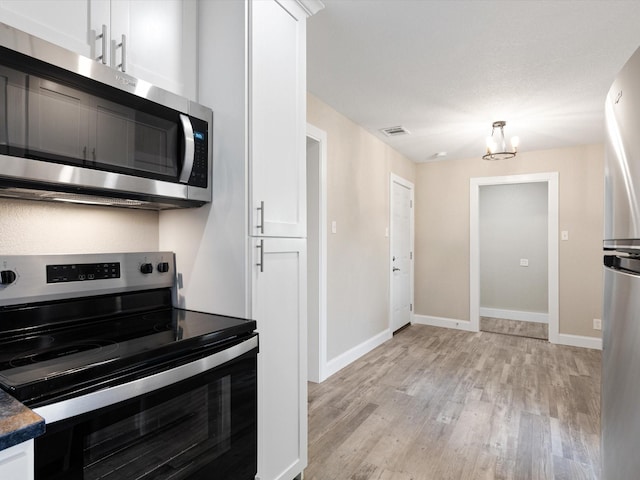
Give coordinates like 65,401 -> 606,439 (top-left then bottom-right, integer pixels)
0,0 -> 98,56
0,0 -> 196,99
109,0 -> 197,99
249,0 -> 307,238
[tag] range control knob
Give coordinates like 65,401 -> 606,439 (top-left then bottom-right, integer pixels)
157,262 -> 170,273
0,270 -> 17,285
140,263 -> 154,275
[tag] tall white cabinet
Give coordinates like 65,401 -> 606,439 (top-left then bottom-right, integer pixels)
160,1 -> 322,480
248,2 -> 312,478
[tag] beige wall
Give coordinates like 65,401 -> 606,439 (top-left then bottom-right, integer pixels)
0,199 -> 159,254
307,93 -> 416,360
415,144 -> 604,338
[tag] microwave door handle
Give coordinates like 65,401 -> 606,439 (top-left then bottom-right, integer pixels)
179,114 -> 195,183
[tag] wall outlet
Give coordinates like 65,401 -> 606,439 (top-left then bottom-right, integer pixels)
520,258 -> 529,267
593,318 -> 602,330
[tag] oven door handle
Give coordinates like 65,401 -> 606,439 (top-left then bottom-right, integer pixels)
33,335 -> 258,425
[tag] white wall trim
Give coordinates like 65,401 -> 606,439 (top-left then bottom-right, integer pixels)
324,329 -> 392,379
556,333 -> 602,350
389,173 -> 415,334
479,307 -> 549,324
413,314 -> 476,332
306,123 -> 328,383
470,172 -> 559,343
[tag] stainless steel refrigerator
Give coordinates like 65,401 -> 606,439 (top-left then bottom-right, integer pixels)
603,45 -> 640,480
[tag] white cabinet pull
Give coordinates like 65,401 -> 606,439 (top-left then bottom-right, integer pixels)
94,24 -> 107,64
116,34 -> 127,72
256,239 -> 264,273
256,201 -> 265,234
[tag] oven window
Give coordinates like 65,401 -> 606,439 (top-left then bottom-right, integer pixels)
84,378 -> 229,479
35,352 -> 257,480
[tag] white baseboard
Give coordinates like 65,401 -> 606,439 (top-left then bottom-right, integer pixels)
324,329 -> 392,380
413,314 -> 476,332
414,314 -> 602,351
480,307 -> 548,324
556,333 -> 602,350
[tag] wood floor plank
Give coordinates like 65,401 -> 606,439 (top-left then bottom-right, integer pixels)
305,325 -> 601,480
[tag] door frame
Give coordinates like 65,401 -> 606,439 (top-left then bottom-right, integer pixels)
469,172 -> 559,343
306,123 -> 328,382
389,173 -> 415,332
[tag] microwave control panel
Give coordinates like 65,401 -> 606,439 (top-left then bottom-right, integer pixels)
189,117 -> 209,188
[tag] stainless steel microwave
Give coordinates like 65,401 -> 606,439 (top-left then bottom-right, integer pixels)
0,22 -> 212,210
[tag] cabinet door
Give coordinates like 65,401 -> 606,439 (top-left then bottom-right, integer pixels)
0,0 -> 108,59
0,441 -> 34,480
110,0 -> 197,99
249,0 -> 306,238
251,237 -> 307,480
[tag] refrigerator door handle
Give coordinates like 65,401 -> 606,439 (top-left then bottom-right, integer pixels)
604,254 -> 640,275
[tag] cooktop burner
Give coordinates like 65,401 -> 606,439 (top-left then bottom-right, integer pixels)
9,339 -> 120,368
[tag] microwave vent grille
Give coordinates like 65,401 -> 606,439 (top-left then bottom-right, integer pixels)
0,187 -> 154,209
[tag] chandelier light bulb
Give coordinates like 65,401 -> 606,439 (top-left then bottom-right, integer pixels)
486,137 -> 496,154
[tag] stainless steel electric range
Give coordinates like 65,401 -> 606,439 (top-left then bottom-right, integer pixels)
0,251 -> 258,480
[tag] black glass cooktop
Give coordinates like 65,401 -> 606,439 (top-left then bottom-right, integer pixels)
0,289 -> 256,405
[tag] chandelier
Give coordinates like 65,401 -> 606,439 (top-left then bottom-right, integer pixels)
482,121 -> 519,160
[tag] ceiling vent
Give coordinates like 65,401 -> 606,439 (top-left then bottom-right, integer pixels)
380,125 -> 410,137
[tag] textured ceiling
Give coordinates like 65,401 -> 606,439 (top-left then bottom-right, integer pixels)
307,0 -> 640,163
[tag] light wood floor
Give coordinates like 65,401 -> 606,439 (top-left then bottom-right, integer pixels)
306,324 -> 601,480
480,317 -> 549,341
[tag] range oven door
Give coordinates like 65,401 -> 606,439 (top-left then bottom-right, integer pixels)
32,336 -> 257,480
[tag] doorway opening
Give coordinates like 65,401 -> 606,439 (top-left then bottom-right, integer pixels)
306,123 -> 327,383
470,173 -> 559,343
478,182 -> 549,340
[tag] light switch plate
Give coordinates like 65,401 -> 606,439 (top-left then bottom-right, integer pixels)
561,231 -> 569,241
520,259 -> 529,267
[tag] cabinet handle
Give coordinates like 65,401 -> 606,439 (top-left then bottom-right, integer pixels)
256,239 -> 264,273
116,34 -> 127,72
94,24 -> 107,64
256,201 -> 265,234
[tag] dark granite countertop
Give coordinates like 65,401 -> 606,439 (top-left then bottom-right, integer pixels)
0,390 -> 44,451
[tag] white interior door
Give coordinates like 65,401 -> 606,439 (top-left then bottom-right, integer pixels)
390,175 -> 414,332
